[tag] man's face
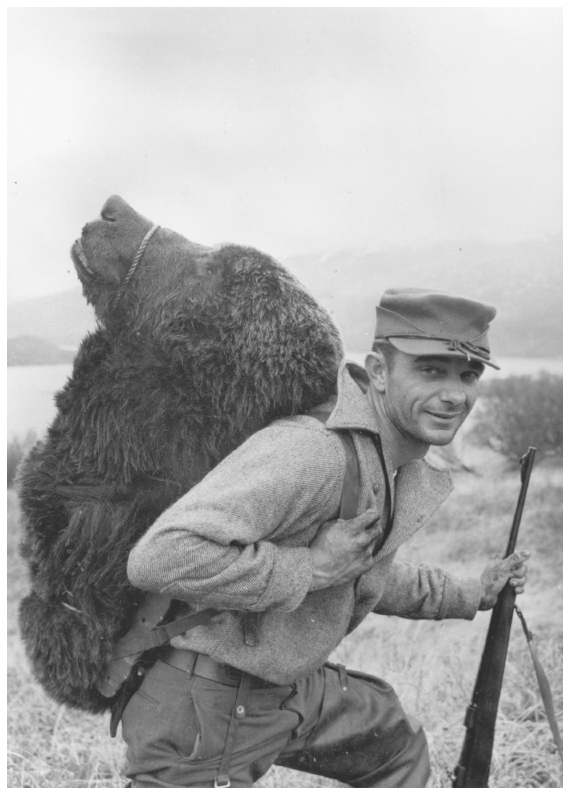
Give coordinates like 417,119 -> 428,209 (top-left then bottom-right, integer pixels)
380,351 -> 484,447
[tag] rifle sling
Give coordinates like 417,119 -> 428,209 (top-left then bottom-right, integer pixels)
453,606 -> 563,785
515,606 -> 563,759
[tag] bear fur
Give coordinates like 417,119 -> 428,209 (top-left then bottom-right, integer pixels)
18,196 -> 343,713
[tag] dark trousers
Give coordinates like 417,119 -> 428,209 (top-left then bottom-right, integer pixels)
121,654 -> 430,788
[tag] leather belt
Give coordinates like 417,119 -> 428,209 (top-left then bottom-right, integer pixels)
163,647 -> 277,689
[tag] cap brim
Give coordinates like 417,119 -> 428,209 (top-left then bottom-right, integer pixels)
387,337 -> 500,370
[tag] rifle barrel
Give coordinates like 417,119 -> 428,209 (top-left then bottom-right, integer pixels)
505,447 -> 536,557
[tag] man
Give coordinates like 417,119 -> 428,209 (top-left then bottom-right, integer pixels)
125,288 -> 529,788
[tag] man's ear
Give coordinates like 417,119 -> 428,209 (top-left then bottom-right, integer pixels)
365,351 -> 389,393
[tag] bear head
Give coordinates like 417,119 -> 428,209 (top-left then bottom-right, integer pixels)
67,196 -> 344,484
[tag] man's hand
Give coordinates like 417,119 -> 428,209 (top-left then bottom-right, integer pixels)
308,508 -> 382,592
479,549 -> 530,610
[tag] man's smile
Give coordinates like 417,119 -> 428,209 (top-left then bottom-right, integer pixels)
425,410 -> 464,420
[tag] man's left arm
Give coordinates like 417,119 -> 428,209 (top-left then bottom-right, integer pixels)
372,551 -> 530,620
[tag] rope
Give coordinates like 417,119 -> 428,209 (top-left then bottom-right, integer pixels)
446,338 -> 491,362
112,224 -> 160,310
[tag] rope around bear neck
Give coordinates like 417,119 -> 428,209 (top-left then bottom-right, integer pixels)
112,224 -> 161,310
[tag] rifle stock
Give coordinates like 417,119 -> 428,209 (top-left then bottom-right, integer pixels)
452,447 -> 536,788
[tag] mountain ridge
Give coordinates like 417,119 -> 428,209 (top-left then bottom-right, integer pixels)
7,235 -> 562,363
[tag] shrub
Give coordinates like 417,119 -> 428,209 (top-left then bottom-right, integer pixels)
470,373 -> 562,463
7,432 -> 37,487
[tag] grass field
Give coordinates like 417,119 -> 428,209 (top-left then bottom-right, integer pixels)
7,457 -> 563,788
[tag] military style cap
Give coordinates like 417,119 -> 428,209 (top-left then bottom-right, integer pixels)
374,287 -> 500,369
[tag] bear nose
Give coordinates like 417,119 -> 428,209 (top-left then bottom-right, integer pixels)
100,195 -> 130,222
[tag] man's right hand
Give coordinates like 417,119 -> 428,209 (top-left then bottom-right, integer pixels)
308,508 -> 382,592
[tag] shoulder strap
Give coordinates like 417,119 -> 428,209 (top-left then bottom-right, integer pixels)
306,408 -> 360,521
336,431 -> 360,520
307,409 -> 391,551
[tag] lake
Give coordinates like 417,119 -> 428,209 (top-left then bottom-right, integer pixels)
7,356 -> 563,440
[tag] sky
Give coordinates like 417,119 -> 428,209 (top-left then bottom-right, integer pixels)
8,7 -> 562,302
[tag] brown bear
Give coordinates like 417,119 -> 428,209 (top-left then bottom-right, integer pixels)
18,195 -> 343,713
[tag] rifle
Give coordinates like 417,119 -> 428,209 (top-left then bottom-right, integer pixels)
452,446 -> 536,788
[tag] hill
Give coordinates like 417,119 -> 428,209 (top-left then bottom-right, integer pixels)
8,336 -> 76,366
285,235 -> 562,356
7,235 -> 562,363
8,289 -> 96,349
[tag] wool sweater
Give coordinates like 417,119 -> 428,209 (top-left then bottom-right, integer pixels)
127,361 -> 481,685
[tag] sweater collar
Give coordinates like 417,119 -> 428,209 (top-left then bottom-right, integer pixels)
324,359 -> 455,477
322,360 -> 394,474
326,360 -> 377,433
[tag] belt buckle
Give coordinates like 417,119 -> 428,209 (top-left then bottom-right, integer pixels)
214,776 -> 231,788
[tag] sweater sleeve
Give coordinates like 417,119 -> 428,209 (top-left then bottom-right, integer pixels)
127,423 -> 345,612
372,557 -> 481,620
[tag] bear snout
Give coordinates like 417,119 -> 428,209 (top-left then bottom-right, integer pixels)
100,195 -> 151,228
100,195 -> 127,222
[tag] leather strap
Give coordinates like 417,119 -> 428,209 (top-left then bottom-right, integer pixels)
215,671 -> 251,787
97,596 -> 222,698
242,612 -> 260,647
305,409 -> 360,522
337,430 -> 360,520
370,433 -> 394,554
515,606 -> 563,758
120,608 -> 222,655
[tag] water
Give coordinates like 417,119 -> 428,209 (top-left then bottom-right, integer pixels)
8,364 -> 73,439
7,357 -> 563,440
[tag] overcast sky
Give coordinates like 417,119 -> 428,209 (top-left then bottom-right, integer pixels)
8,7 -> 561,302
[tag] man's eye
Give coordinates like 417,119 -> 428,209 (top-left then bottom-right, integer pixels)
421,366 -> 440,375
462,372 -> 481,384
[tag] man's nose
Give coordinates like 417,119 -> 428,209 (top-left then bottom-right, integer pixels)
439,379 -> 467,406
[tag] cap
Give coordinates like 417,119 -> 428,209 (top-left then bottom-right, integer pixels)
374,287 -> 499,369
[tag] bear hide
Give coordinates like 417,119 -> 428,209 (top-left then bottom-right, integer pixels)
18,195 -> 344,713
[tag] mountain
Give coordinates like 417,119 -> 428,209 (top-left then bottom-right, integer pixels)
8,289 -> 96,349
7,235 -> 562,364
284,235 -> 562,357
8,335 -> 76,366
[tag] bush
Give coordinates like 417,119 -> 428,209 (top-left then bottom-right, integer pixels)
7,432 -> 37,487
471,373 -> 562,463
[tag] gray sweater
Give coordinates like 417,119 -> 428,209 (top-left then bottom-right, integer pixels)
128,361 -> 481,684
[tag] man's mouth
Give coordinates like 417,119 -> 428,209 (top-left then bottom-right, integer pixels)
426,410 -> 463,421
72,240 -> 96,279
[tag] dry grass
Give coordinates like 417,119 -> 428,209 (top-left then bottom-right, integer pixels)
7,460 -> 562,787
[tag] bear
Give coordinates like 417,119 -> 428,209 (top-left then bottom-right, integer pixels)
17,195 -> 343,713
